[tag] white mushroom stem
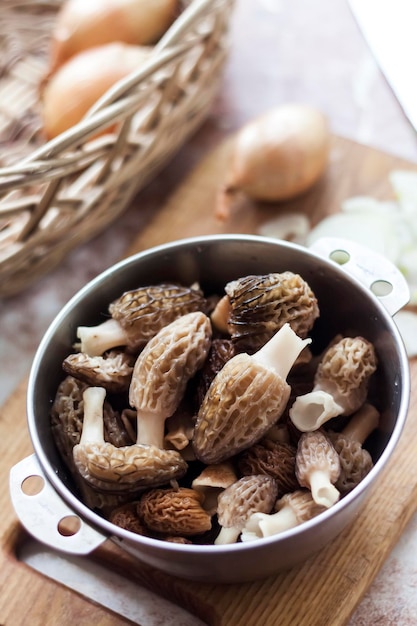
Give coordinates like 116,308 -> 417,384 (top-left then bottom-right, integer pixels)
241,507 -> 299,541
252,322 -> 312,379
77,318 -> 130,357
289,389 -> 343,432
136,410 -> 166,448
309,469 -> 340,508
341,403 -> 380,444
214,526 -> 241,545
79,386 -> 106,444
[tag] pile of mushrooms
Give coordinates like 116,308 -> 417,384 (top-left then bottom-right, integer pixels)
51,273 -> 379,545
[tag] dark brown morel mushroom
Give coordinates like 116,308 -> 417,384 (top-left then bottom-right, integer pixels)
137,487 -> 212,536
210,271 -> 319,353
237,439 -> 299,494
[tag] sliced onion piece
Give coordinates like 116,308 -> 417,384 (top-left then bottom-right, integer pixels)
305,210 -> 403,263
398,247 -> 417,305
258,213 -> 310,244
341,195 -> 399,216
390,170 -> 417,213
394,310 -> 417,358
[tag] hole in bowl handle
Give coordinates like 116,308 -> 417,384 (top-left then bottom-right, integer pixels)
9,454 -> 107,555
309,237 -> 410,316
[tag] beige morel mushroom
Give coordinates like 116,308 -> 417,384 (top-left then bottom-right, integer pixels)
215,475 -> 278,545
295,430 -> 341,507
330,403 -> 380,494
193,323 -> 311,464
191,462 -> 238,515
62,349 -> 136,393
137,487 -> 212,536
73,387 -> 188,493
210,271 -> 319,353
77,283 -> 207,356
237,439 -> 299,494
129,312 -> 212,449
289,336 -> 377,431
241,490 -> 326,541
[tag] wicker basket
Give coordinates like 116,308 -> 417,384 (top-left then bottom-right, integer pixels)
0,0 -> 235,297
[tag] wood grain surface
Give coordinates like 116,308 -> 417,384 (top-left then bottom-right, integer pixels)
2,135 -> 417,626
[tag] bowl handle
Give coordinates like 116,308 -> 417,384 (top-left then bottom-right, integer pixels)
309,237 -> 410,316
9,454 -> 107,555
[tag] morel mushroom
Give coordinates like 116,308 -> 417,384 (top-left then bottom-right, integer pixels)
329,403 -> 380,494
51,375 -> 133,463
215,475 -> 278,545
237,439 -> 299,494
295,430 -> 340,508
193,323 -> 311,464
77,283 -> 207,356
210,271 -> 319,353
73,387 -> 188,493
62,349 -> 135,393
194,338 -> 236,408
109,503 -> 148,535
137,487 -> 212,536
289,336 -> 377,432
129,312 -> 212,448
241,490 -> 326,541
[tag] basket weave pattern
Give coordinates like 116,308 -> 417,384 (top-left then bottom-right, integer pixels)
0,0 -> 234,297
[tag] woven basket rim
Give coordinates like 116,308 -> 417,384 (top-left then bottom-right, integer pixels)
0,0 -> 230,175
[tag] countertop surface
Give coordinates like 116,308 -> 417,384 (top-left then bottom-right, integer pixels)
1,1 -> 417,624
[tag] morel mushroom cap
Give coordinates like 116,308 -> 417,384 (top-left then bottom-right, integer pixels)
73,387 -> 188,493
241,489 -> 326,541
194,338 -> 236,408
289,336 -> 377,431
237,439 -> 299,494
210,271 -> 319,353
295,430 -> 341,508
330,433 -> 374,494
51,375 -> 132,462
129,311 -> 212,449
327,403 -> 380,494
137,487 -> 212,536
109,502 -> 148,535
62,349 -> 135,393
215,475 -> 278,545
77,282 -> 207,356
193,323 -> 311,464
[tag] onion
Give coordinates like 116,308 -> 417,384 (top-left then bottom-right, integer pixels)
258,213 -> 310,244
42,43 -> 152,139
48,0 -> 179,76
394,310 -> 417,358
216,104 -> 330,220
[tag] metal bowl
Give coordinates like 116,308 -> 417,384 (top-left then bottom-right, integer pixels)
10,234 -> 410,583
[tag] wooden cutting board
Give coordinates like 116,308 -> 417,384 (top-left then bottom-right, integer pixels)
2,135 -> 417,626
